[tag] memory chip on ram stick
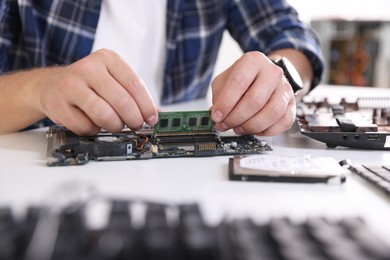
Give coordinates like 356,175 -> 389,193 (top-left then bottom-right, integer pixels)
154,110 -> 214,134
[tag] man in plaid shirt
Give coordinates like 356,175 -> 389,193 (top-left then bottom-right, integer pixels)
0,0 -> 323,136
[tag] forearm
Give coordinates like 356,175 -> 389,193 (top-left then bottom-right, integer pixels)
268,48 -> 314,100
0,69 -> 48,135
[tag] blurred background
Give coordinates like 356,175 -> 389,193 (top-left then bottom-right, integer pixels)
214,0 -> 390,88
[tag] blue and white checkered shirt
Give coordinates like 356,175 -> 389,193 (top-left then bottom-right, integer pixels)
0,0 -> 324,128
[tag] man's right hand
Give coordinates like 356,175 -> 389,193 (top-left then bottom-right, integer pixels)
0,49 -> 158,135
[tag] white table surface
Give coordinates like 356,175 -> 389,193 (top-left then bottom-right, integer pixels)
1,85 -> 390,243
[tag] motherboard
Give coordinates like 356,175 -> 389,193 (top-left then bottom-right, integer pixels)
46,110 -> 272,166
297,97 -> 390,150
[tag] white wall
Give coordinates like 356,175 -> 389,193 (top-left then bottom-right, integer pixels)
289,0 -> 390,22
213,32 -> 242,77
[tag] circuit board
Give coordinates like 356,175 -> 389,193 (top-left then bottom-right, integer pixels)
46,110 -> 272,166
297,97 -> 390,150
154,110 -> 214,134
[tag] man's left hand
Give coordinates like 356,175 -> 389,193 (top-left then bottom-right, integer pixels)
211,51 -> 296,136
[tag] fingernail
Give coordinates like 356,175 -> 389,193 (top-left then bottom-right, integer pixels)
234,127 -> 244,135
216,122 -> 228,131
147,115 -> 157,125
212,110 -> 223,122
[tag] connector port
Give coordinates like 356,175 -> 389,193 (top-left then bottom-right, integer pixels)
367,134 -> 381,141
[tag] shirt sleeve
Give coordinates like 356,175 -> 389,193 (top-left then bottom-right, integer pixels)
0,1 -> 22,74
226,0 -> 324,88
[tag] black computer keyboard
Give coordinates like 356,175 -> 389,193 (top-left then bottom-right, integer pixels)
1,199 -> 390,260
341,160 -> 390,197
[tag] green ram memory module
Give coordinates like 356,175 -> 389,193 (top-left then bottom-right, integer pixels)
154,110 -> 215,134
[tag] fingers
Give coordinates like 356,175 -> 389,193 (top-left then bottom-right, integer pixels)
45,88 -> 101,135
214,66 -> 282,132
74,60 -> 143,130
54,105 -> 102,136
89,50 -> 158,127
234,80 -> 296,136
211,52 -> 264,123
257,97 -> 296,136
42,71 -> 123,135
40,49 -> 159,136
211,51 -> 296,136
68,49 -> 158,132
71,81 -> 125,132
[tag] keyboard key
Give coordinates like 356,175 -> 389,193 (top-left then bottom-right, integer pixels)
343,161 -> 390,196
363,166 -> 390,182
16,207 -> 42,258
225,219 -> 280,260
179,204 -> 218,260
0,207 -> 17,259
142,204 -> 178,260
341,218 -> 390,260
52,204 -> 88,260
270,218 -> 327,260
87,200 -> 139,260
306,218 -> 372,260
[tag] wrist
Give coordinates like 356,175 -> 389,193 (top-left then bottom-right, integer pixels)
0,69 -> 47,133
271,57 -> 303,95
16,68 -> 53,121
